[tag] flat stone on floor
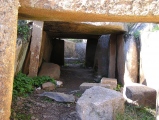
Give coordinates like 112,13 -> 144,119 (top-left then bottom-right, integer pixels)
100,77 -> 117,89
79,82 -> 111,92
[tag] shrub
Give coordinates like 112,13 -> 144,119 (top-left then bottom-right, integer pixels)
18,20 -> 30,41
13,72 -> 33,97
13,72 -> 56,97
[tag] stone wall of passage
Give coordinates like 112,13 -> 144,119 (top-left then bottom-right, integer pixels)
0,1 -> 19,119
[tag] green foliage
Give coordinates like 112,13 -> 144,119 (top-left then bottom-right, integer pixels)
114,84 -> 122,91
152,25 -> 159,32
133,30 -> 140,39
18,20 -> 29,41
11,111 -> 31,120
33,76 -> 56,87
13,72 -> 33,97
13,72 -> 56,97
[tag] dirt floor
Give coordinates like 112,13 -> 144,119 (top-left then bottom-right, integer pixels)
11,66 -> 95,120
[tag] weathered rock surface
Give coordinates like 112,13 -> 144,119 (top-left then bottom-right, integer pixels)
64,40 -> 77,58
38,92 -> 75,103
124,35 -> 138,84
15,38 -> 30,75
38,62 -> 60,79
94,35 -> 110,77
117,34 -> 125,85
124,83 -> 156,108
19,0 -> 159,22
76,86 -> 125,120
42,82 -> 55,91
0,0 -> 19,119
79,82 -> 110,92
100,77 -> 117,90
108,34 -> 117,78
29,21 -> 44,77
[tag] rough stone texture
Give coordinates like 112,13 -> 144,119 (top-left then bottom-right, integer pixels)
15,38 -> 23,73
75,42 -> 86,62
15,38 -> 30,75
38,92 -> 75,103
0,1 -> 19,119
85,38 -> 98,67
140,32 -> 159,90
125,83 -> 156,108
38,31 -> 53,67
108,34 -> 117,78
42,32 -> 53,62
42,82 -> 55,91
29,21 -> 44,77
116,34 -> 125,85
79,83 -> 110,92
124,35 -> 138,84
22,50 -> 31,75
19,0 -> 159,22
64,40 -> 77,58
38,62 -> 60,80
39,31 -> 46,68
100,77 -> 117,90
94,35 -> 110,77
44,22 -> 126,38
76,86 -> 125,120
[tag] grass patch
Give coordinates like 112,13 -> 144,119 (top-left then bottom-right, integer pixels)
116,103 -> 155,120
11,112 -> 31,120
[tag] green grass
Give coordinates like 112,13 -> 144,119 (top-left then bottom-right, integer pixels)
11,109 -> 32,120
116,103 -> 155,120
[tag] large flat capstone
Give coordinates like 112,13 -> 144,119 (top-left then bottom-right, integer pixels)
76,86 -> 125,120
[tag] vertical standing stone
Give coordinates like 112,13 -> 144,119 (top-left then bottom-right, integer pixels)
43,32 -> 53,62
108,34 -> 117,78
117,34 -> 125,85
0,0 -> 19,119
94,35 -> 110,77
29,21 -> 44,77
39,31 -> 46,68
85,38 -> 98,67
124,35 -> 138,84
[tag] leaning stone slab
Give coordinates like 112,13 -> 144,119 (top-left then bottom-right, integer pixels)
79,82 -> 110,92
100,77 -> 117,89
124,83 -> 156,108
76,86 -> 125,120
38,92 -> 75,103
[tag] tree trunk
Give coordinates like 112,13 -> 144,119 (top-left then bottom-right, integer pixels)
0,1 -> 19,120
